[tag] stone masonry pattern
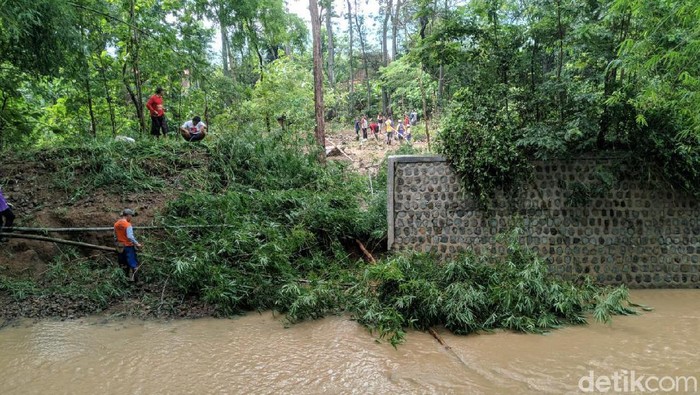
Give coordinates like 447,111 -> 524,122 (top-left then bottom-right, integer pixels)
388,156 -> 700,288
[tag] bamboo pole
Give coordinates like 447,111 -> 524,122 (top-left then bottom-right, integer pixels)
7,225 -> 235,233
428,327 -> 450,349
1,233 -> 116,252
355,239 -> 376,264
325,137 -> 355,162
9,226 -> 115,232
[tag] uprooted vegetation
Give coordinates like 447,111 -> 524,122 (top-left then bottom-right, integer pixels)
0,129 -> 638,343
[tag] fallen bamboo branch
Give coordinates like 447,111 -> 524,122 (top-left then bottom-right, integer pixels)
7,224 -> 236,233
1,233 -> 115,252
296,278 -> 354,288
428,327 -> 451,350
427,327 -> 476,373
157,276 -> 170,315
355,239 -> 376,264
325,137 -> 355,162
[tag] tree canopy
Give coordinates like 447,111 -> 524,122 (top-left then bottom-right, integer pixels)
0,0 -> 698,196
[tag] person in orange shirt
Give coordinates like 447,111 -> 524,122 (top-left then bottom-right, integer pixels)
114,208 -> 143,281
145,87 -> 168,138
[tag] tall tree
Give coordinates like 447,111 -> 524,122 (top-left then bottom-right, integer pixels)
0,0 -> 79,145
380,0 -> 393,114
353,0 -> 371,112
322,0 -> 336,87
347,0 -> 354,115
121,0 -> 146,134
391,0 -> 403,59
310,0 -> 326,162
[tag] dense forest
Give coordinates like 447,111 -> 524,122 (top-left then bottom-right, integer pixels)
0,0 -> 696,341
1,0 -> 699,197
1,2 -> 698,148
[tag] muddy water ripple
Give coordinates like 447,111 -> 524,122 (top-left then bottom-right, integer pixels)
1,290 -> 698,394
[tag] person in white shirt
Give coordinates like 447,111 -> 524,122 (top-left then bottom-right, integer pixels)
179,116 -> 207,141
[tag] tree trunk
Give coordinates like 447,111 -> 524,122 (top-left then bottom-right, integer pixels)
0,93 -> 7,150
79,22 -> 97,137
226,35 -> 237,81
122,62 -> 142,132
391,0 -> 402,60
1,233 -> 116,252
245,18 -> 265,78
437,63 -> 444,114
419,65 -> 430,151
220,16 -> 229,76
556,0 -> 564,127
324,3 -> 336,87
381,0 -> 392,115
310,0 -> 326,163
530,37 -> 539,122
85,69 -> 97,137
127,0 -> 146,134
96,54 -> 117,136
354,0 -> 371,112
347,0 -> 354,115
80,28 -> 97,137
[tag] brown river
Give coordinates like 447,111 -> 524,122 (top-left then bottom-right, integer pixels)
1,290 -> 698,394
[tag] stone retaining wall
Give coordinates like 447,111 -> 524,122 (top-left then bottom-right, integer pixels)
387,155 -> 700,288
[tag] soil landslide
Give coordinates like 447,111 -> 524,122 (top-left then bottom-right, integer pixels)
0,129 -> 428,324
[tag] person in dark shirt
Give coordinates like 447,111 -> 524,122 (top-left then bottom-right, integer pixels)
0,187 -> 15,241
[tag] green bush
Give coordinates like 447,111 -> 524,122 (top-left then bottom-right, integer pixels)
438,90 -> 532,206
349,229 -> 636,346
149,129 -> 387,316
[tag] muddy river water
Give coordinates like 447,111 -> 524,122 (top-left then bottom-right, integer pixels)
0,290 -> 698,394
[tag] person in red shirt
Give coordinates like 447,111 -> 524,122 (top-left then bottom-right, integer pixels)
369,122 -> 379,140
145,87 -> 168,138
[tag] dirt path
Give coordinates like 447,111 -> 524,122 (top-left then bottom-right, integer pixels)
325,128 -> 429,175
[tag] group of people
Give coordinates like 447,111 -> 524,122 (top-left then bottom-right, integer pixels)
146,87 -> 207,142
354,113 -> 413,145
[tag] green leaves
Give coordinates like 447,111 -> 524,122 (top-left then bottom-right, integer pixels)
248,57 -> 315,132
150,130 -> 386,317
350,228 -> 637,343
438,90 -> 531,206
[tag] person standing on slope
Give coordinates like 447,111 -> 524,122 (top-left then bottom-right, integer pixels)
361,115 -> 369,141
146,87 -> 168,138
0,187 -> 15,242
114,208 -> 143,281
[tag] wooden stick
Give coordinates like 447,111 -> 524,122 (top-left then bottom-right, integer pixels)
355,239 -> 376,263
325,137 -> 355,162
1,233 -> 115,252
8,226 -> 115,232
428,327 -> 451,349
8,224 -> 235,233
